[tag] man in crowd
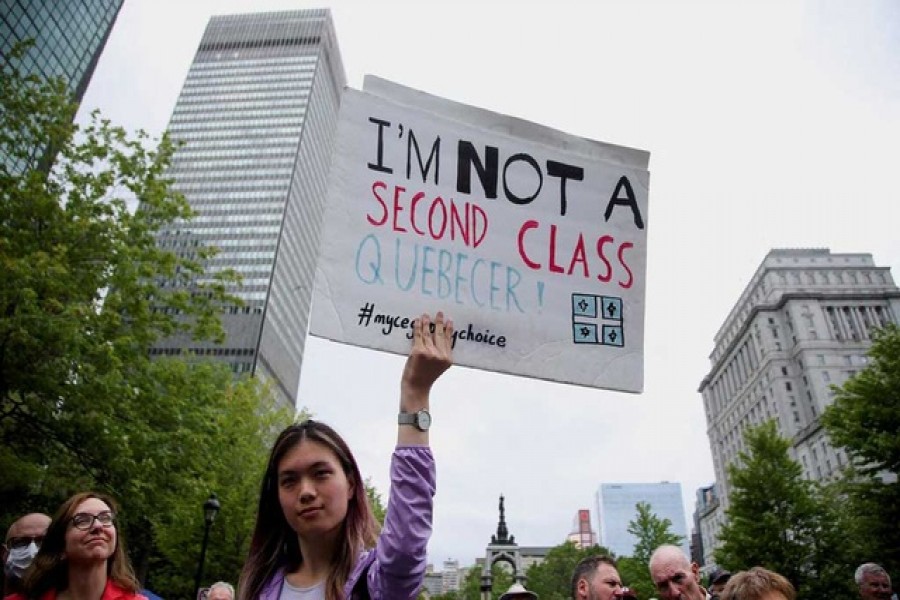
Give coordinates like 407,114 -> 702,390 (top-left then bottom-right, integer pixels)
708,568 -> 732,599
648,544 -> 707,600
571,555 -> 635,600
856,563 -> 893,600
2,513 -> 51,596
499,582 -> 538,600
207,581 -> 235,600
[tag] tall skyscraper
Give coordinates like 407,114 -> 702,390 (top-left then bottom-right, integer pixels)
150,10 -> 346,408
1,0 -> 125,170
697,248 -> 900,564
595,482 -> 689,558
1,0 -> 124,101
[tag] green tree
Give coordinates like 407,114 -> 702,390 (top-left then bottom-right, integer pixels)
458,562 -> 513,600
619,501 -> 684,598
715,421 -> 855,598
366,478 -> 387,526
525,542 -> 613,600
627,501 -> 684,565
822,323 -> 900,574
616,556 -> 654,600
0,41 -> 293,595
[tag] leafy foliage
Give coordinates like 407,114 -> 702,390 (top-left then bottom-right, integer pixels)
715,421 -> 856,598
616,556 -> 654,600
823,324 -> 900,476
525,542 -> 614,600
0,41 -> 293,596
621,501 -> 684,598
454,562 -> 514,600
822,323 -> 900,575
627,501 -> 684,566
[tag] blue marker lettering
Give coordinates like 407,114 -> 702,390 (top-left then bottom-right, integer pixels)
421,245 -> 435,296
394,238 -> 417,291
355,234 -> 383,284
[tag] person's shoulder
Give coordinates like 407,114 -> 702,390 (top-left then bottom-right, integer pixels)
5,590 -> 55,600
102,582 -> 145,600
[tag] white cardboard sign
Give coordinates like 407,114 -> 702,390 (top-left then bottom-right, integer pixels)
311,77 -> 650,392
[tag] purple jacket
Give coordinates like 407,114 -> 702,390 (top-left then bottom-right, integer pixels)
259,446 -> 436,600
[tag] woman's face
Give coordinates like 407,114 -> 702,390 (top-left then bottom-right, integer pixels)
277,439 -> 353,542
64,498 -> 117,565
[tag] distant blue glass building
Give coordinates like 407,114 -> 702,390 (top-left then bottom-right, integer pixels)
1,0 -> 124,102
595,482 -> 690,558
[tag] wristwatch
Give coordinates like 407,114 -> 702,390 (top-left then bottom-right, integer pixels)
398,409 -> 432,432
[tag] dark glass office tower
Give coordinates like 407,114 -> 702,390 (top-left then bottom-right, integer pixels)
0,0 -> 124,103
150,10 -> 346,409
1,0 -> 125,171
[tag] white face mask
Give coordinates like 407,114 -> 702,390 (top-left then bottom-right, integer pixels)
4,541 -> 39,579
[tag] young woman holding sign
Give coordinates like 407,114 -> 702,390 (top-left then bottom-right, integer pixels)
238,312 -> 454,600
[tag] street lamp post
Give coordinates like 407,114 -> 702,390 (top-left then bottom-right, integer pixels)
193,493 -> 220,598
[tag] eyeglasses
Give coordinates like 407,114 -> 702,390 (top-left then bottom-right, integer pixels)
5,535 -> 45,550
70,511 -> 116,531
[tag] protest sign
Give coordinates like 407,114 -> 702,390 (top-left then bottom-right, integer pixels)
311,77 -> 650,392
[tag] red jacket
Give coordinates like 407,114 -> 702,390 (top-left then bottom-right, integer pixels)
5,580 -> 147,600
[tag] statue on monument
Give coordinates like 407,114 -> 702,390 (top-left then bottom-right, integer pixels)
491,494 -> 515,545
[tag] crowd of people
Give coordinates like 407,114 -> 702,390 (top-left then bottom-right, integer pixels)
1,313 -> 895,600
503,545 -> 894,600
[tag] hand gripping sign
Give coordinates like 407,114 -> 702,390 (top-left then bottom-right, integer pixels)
311,77 -> 650,393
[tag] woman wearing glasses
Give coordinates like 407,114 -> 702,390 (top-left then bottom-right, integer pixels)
9,492 -> 145,600
238,312 -> 453,600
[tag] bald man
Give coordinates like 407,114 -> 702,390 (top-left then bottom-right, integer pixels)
649,545 -> 707,600
2,513 -> 51,596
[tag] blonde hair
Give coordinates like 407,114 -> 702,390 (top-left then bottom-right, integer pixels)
720,567 -> 796,600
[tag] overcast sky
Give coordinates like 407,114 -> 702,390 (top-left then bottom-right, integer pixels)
77,0 -> 900,569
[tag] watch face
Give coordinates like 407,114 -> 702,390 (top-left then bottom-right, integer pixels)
416,410 -> 432,430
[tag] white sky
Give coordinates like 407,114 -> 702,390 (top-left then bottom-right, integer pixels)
78,0 -> 900,569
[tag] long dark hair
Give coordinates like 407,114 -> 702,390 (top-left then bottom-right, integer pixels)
238,420 -> 379,600
21,492 -> 139,599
